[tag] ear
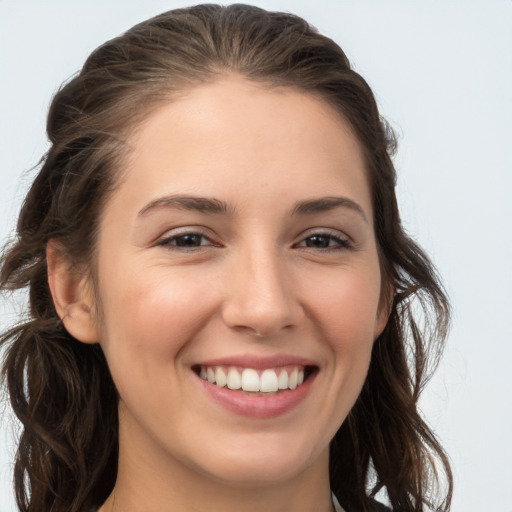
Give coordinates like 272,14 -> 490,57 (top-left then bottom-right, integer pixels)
47,241 -> 100,344
374,282 -> 395,340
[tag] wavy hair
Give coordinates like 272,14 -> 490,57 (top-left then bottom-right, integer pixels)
1,4 -> 452,512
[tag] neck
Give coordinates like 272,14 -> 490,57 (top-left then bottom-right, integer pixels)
103,473 -> 335,512
99,428 -> 334,512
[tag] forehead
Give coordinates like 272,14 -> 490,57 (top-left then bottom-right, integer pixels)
109,76 -> 372,221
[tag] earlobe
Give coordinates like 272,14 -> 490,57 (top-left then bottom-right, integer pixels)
47,241 -> 100,344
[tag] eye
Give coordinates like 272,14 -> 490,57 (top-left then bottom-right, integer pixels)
158,232 -> 214,249
295,231 -> 351,250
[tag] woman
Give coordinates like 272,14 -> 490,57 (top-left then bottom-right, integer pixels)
0,4 -> 452,512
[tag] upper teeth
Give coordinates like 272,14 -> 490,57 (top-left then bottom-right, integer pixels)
199,366 -> 305,393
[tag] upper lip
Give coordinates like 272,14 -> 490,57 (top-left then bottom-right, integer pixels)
194,353 -> 318,369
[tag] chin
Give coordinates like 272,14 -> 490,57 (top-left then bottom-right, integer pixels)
201,460 -> 306,488
187,433 -> 327,488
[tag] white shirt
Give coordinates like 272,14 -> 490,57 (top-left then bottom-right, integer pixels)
332,493 -> 346,512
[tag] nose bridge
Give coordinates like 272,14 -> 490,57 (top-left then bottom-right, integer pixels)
222,242 -> 300,336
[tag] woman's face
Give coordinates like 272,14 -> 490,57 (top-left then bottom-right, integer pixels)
92,76 -> 387,487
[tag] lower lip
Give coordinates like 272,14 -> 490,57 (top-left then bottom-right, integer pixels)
196,372 -> 316,418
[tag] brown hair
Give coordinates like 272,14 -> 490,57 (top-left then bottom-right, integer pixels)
0,4 -> 452,512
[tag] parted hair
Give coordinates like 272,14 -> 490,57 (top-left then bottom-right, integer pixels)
0,4 -> 452,512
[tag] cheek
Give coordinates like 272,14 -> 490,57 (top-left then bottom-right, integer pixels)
305,261 -> 381,407
98,269 -> 215,368
310,266 -> 382,348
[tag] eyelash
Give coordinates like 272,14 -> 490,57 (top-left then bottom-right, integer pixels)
157,229 -> 352,252
294,231 -> 352,252
157,231 -> 216,250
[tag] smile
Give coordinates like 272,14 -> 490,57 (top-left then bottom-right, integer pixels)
197,365 -> 314,393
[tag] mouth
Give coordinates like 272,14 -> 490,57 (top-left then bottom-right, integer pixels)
192,364 -> 318,395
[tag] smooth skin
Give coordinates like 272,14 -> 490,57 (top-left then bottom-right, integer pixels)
48,76 -> 389,512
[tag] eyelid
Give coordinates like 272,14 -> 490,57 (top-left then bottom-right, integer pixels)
298,227 -> 351,241
153,226 -> 353,251
293,227 -> 353,249
155,226 -> 221,249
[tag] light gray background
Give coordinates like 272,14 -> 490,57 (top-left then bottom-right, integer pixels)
1,1 -> 511,511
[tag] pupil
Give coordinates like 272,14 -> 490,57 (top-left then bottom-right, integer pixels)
306,235 -> 329,248
176,234 -> 201,247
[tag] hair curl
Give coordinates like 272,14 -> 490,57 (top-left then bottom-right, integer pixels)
1,4 -> 452,512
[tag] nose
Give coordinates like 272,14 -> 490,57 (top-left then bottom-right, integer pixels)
221,248 -> 303,338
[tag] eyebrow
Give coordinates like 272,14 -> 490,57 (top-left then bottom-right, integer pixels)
292,196 -> 368,223
138,195 -> 233,217
138,194 -> 368,223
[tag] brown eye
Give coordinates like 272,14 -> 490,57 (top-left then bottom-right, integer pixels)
304,235 -> 332,248
159,233 -> 212,249
173,234 -> 205,247
298,233 -> 350,250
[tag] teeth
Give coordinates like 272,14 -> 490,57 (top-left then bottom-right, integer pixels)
242,368 -> 260,391
260,369 -> 279,392
199,365 -> 309,393
288,368 -> 298,390
215,367 -> 227,387
227,367 -> 242,390
277,369 -> 288,389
